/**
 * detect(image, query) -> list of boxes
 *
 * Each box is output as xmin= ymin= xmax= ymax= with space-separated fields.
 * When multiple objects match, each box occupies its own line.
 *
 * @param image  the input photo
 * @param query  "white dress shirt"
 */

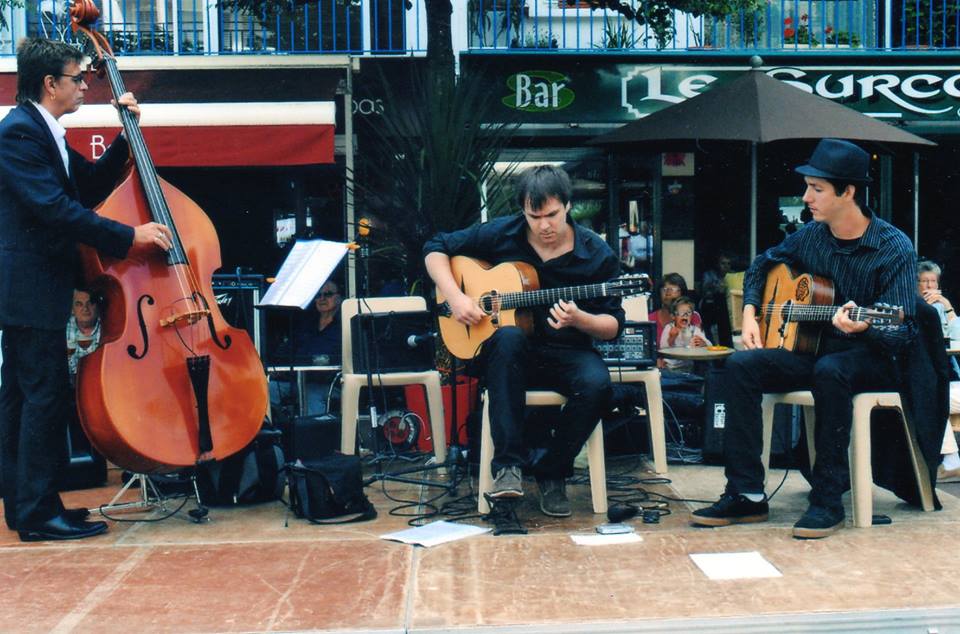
xmin=30 ymin=100 xmax=69 ymax=177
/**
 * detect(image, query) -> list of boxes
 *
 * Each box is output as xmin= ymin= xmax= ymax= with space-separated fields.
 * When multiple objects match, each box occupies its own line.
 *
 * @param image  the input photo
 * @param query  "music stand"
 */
xmin=258 ymin=240 xmax=350 ymax=459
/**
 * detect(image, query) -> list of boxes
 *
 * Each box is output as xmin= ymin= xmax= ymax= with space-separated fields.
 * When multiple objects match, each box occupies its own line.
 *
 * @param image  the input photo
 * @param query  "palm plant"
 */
xmin=350 ymin=65 xmax=522 ymax=291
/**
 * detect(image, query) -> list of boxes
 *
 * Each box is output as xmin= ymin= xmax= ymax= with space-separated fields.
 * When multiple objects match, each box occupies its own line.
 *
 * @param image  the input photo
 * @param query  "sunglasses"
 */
xmin=316 ymin=291 xmax=339 ymax=298
xmin=675 ymin=311 xmax=693 ymax=318
xmin=58 ymin=72 xmax=86 ymax=85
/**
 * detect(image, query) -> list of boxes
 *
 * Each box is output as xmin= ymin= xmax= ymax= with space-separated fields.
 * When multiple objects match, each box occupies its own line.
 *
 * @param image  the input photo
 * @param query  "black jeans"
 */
xmin=0 ymin=326 xmax=70 ymax=528
xmin=721 ymin=337 xmax=897 ymax=511
xmin=480 ymin=327 xmax=612 ymax=480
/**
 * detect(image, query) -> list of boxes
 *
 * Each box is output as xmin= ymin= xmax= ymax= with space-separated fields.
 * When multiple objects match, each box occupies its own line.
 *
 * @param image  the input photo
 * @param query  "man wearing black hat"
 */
xmin=691 ymin=139 xmax=918 ymax=539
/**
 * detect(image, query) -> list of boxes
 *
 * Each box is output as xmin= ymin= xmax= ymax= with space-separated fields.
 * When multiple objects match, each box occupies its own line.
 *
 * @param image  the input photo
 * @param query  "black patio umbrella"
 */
xmin=589 ymin=69 xmax=935 ymax=258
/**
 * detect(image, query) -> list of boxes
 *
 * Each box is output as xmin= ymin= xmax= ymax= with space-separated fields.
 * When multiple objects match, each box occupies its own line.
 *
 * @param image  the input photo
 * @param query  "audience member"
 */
xmin=66 ymin=288 xmax=101 ymax=383
xmin=649 ymin=272 xmax=702 ymax=341
xmin=698 ymin=252 xmax=734 ymax=346
xmin=659 ymin=296 xmax=711 ymax=373
xmin=270 ymin=279 xmax=343 ymax=417
xmin=917 ymin=260 xmax=960 ymax=482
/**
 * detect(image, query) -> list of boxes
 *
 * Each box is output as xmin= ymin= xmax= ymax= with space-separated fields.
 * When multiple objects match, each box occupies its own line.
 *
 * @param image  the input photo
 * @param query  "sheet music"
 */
xmin=258 ymin=239 xmax=349 ymax=309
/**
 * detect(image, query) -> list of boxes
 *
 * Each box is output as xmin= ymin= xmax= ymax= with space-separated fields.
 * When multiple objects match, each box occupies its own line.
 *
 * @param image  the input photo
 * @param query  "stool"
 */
xmin=477 ymin=390 xmax=607 ymax=515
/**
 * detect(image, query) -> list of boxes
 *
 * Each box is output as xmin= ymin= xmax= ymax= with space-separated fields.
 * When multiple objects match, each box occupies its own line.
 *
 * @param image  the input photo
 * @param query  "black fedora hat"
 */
xmin=795 ymin=139 xmax=872 ymax=183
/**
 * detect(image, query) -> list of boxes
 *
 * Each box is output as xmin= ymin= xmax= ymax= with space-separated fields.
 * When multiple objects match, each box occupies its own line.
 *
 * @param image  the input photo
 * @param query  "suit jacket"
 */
xmin=0 ymin=102 xmax=134 ymax=330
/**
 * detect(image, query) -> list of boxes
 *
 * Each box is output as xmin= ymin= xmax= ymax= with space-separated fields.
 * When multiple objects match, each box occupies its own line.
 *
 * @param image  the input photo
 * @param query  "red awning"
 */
xmin=56 ymin=101 xmax=335 ymax=167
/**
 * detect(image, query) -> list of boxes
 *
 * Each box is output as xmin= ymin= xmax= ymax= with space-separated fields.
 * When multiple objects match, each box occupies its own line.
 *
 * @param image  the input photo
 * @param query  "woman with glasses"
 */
xmin=916 ymin=260 xmax=960 ymax=483
xmin=270 ymin=280 xmax=343 ymax=417
xmin=648 ymin=272 xmax=702 ymax=341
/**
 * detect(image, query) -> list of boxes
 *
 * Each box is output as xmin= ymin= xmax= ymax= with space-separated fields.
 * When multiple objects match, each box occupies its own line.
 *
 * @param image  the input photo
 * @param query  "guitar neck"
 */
xmin=762 ymin=304 xmax=874 ymax=323
xmin=496 ymin=282 xmax=613 ymax=310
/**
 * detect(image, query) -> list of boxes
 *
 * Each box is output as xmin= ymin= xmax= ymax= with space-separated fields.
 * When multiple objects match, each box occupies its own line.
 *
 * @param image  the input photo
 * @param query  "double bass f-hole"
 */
xmin=127 ymin=294 xmax=155 ymax=360
xmin=195 ymin=292 xmax=232 ymax=350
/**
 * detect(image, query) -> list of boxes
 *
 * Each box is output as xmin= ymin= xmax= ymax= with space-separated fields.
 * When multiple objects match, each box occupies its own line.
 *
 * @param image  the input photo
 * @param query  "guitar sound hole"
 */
xmin=480 ymin=292 xmax=498 ymax=315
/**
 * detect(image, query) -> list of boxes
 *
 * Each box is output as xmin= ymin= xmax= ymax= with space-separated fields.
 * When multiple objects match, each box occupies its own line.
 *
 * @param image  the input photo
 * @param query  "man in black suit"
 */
xmin=0 ymin=37 xmax=172 ymax=541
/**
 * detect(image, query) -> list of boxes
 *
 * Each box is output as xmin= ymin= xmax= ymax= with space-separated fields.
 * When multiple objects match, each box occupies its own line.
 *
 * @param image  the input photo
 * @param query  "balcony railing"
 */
xmin=2 ymin=0 xmax=959 ymax=56
xmin=469 ymin=0 xmax=960 ymax=51
xmin=0 ymin=0 xmax=427 ymax=55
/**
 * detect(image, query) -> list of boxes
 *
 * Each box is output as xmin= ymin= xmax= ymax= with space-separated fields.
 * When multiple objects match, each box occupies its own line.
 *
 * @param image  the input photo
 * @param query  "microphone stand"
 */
xmin=351 ymin=235 xmax=457 ymax=493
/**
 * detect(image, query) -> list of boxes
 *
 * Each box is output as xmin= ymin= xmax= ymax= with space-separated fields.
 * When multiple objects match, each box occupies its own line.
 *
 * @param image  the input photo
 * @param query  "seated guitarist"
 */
xmin=691 ymin=139 xmax=918 ymax=539
xmin=423 ymin=165 xmax=624 ymax=517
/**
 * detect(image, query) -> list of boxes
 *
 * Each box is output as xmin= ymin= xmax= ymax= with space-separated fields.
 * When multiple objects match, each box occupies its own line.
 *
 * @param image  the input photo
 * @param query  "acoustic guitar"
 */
xmin=436 ymin=256 xmax=649 ymax=360
xmin=758 ymin=263 xmax=903 ymax=354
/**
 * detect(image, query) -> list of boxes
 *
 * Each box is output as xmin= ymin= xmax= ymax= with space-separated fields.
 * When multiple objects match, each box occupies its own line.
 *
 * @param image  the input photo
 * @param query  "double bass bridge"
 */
xmin=159 ymin=309 xmax=210 ymax=328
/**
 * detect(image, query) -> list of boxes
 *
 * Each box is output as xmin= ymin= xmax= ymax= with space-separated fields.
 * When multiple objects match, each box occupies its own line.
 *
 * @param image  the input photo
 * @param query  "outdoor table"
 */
xmin=658 ymin=346 xmax=735 ymax=362
xmin=266 ymin=365 xmax=342 ymax=417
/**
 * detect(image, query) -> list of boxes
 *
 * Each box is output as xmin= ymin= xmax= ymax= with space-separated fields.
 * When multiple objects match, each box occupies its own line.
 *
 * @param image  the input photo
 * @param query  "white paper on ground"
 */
xmin=570 ymin=533 xmax=643 ymax=546
xmin=690 ymin=551 xmax=782 ymax=580
xmin=381 ymin=521 xmax=490 ymax=547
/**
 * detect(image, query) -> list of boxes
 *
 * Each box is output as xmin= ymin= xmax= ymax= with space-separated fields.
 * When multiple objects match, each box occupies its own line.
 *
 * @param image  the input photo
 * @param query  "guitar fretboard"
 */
xmin=488 ymin=282 xmax=611 ymax=311
xmin=760 ymin=304 xmax=891 ymax=324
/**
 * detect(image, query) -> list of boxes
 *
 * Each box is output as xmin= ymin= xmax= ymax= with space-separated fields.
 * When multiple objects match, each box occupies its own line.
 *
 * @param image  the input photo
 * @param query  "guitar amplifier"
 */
xmin=212 ymin=274 xmax=264 ymax=354
xmin=351 ymin=311 xmax=436 ymax=373
xmin=593 ymin=320 xmax=657 ymax=368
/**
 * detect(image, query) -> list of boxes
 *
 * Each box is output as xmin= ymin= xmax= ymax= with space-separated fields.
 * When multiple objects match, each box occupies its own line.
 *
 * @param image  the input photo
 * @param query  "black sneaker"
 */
xmin=490 ymin=466 xmax=523 ymax=499
xmin=691 ymin=493 xmax=769 ymax=527
xmin=538 ymin=479 xmax=571 ymax=517
xmin=792 ymin=505 xmax=844 ymax=539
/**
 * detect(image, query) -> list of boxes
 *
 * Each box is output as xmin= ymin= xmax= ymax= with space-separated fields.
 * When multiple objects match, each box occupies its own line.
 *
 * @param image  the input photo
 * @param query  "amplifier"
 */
xmin=212 ymin=274 xmax=264 ymax=354
xmin=593 ymin=320 xmax=657 ymax=368
xmin=351 ymin=311 xmax=436 ymax=374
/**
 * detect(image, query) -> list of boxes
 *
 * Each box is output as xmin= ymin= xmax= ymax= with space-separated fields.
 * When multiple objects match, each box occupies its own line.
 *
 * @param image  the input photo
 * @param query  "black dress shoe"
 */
xmin=64 ymin=507 xmax=91 ymax=522
xmin=18 ymin=514 xmax=108 ymax=542
xmin=6 ymin=508 xmax=90 ymax=531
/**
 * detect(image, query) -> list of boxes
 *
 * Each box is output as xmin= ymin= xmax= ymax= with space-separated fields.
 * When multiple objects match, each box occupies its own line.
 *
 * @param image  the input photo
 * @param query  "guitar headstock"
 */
xmin=608 ymin=274 xmax=651 ymax=297
xmin=862 ymin=303 xmax=904 ymax=326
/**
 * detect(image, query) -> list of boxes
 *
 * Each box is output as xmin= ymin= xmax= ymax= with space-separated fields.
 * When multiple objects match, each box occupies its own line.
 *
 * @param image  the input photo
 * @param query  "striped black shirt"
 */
xmin=742 ymin=209 xmax=917 ymax=355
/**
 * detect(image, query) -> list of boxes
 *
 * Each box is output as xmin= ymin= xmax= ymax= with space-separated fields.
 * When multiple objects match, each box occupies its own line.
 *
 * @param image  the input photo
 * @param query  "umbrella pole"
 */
xmin=913 ymin=152 xmax=920 ymax=252
xmin=750 ymin=141 xmax=758 ymax=261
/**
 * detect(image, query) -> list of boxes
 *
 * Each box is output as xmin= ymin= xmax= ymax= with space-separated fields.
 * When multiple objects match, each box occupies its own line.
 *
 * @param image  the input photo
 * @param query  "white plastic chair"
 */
xmin=761 ymin=390 xmax=935 ymax=527
xmin=477 ymin=390 xmax=607 ymax=515
xmin=339 ymin=297 xmax=446 ymax=465
xmin=610 ymin=296 xmax=668 ymax=474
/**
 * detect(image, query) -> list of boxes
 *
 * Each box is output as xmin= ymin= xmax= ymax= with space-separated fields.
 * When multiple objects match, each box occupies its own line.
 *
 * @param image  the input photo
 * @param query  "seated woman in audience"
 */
xmin=270 ymin=279 xmax=343 ymax=417
xmin=649 ymin=272 xmax=702 ymax=341
xmin=917 ymin=260 xmax=960 ymax=482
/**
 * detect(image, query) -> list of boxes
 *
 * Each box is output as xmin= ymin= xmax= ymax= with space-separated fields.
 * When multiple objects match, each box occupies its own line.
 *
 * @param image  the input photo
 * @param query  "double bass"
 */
xmin=70 ymin=0 xmax=268 ymax=473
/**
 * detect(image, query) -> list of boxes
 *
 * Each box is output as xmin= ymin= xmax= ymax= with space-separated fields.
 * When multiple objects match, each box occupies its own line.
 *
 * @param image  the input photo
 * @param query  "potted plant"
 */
xmin=782 ymin=13 xmax=817 ymax=46
xmin=823 ymin=26 xmax=860 ymax=47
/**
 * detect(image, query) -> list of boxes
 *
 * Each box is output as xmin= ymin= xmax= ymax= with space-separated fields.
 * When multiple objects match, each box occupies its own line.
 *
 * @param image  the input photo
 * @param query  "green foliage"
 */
xmin=598 ymin=19 xmax=645 ymax=49
xmin=351 ymin=66 xmax=522 ymax=286
xmin=0 ymin=0 xmax=24 ymax=31
xmin=902 ymin=0 xmax=958 ymax=47
xmin=569 ymin=0 xmax=766 ymax=50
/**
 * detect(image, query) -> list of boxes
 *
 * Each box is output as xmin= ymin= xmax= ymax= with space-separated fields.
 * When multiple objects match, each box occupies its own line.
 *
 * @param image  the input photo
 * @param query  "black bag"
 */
xmin=197 ymin=426 xmax=286 ymax=506
xmin=287 ymin=453 xmax=376 ymax=524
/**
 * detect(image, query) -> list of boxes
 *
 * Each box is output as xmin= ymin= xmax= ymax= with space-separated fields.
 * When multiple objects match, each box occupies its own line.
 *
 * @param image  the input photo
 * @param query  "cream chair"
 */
xmin=339 ymin=296 xmax=447 ymax=464
xmin=477 ymin=390 xmax=606 ymax=515
xmin=760 ymin=390 xmax=935 ymax=527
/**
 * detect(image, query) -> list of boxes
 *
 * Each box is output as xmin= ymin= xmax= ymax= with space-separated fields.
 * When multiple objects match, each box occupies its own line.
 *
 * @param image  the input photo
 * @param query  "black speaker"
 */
xmin=212 ymin=274 xmax=264 ymax=354
xmin=350 ymin=311 xmax=435 ymax=373
xmin=58 ymin=401 xmax=106 ymax=491
xmin=281 ymin=414 xmax=341 ymax=462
